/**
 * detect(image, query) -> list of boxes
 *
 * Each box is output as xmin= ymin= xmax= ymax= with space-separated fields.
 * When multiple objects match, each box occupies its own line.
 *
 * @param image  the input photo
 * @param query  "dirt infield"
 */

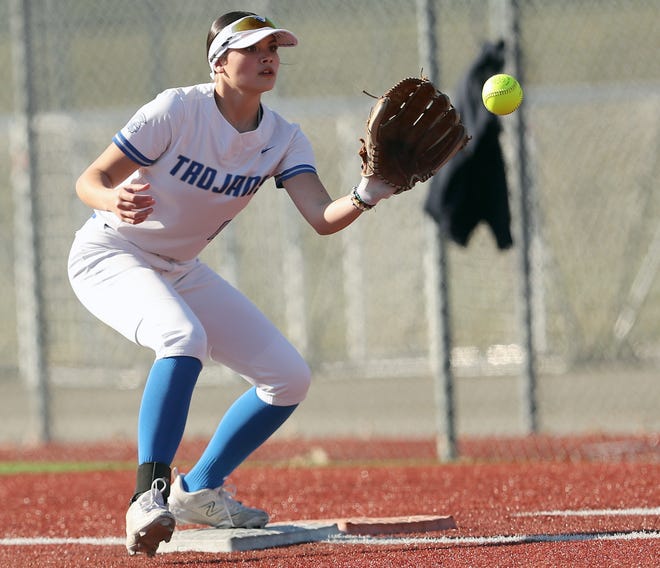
xmin=1 ymin=436 xmax=659 ymax=567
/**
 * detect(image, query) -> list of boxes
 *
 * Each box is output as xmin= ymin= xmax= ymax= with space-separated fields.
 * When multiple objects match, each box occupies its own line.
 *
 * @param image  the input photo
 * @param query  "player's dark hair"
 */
xmin=206 ymin=11 xmax=258 ymax=55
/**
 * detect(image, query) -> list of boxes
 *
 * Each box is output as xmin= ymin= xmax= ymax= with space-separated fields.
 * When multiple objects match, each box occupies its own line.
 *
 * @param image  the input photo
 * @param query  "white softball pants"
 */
xmin=67 ymin=217 xmax=311 ymax=406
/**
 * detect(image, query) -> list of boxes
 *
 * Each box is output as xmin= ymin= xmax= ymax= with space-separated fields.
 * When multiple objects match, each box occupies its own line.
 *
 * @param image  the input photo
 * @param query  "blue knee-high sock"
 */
xmin=182 ymin=387 xmax=297 ymax=491
xmin=138 ymin=356 xmax=202 ymax=464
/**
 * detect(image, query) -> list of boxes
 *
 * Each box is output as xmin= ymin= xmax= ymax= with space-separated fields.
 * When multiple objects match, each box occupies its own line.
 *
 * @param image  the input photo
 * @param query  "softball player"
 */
xmin=68 ymin=11 xmax=395 ymax=557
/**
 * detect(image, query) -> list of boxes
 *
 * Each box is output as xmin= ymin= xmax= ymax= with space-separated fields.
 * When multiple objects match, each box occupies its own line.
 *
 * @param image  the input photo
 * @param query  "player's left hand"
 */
xmin=353 ymin=175 xmax=395 ymax=207
xmin=359 ymin=76 xmax=469 ymax=193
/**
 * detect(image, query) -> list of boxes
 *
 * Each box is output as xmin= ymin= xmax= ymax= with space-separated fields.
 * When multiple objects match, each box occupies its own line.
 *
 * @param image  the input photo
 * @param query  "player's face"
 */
xmin=223 ymin=37 xmax=280 ymax=94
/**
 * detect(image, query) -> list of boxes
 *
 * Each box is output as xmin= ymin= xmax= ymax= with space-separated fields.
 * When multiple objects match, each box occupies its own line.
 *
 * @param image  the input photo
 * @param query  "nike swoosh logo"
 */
xmin=261 ymin=146 xmax=275 ymax=154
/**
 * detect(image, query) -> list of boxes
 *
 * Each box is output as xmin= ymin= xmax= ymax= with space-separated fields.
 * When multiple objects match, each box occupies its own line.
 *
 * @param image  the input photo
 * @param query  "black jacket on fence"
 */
xmin=424 ymin=39 xmax=514 ymax=250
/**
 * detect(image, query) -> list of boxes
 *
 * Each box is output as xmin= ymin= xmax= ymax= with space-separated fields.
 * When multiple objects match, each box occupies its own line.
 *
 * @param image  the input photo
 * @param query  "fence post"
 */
xmin=337 ymin=117 xmax=368 ymax=365
xmin=280 ymin=198 xmax=309 ymax=358
xmin=9 ymin=0 xmax=51 ymax=443
xmin=416 ymin=0 xmax=457 ymax=461
xmin=506 ymin=0 xmax=538 ymax=433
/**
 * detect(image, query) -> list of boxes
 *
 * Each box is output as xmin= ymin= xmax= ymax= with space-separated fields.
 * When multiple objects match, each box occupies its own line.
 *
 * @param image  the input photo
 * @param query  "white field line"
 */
xmin=514 ymin=506 xmax=660 ymax=517
xmin=2 ymin=508 xmax=659 ymax=548
xmin=2 ymin=531 xmax=660 ymax=549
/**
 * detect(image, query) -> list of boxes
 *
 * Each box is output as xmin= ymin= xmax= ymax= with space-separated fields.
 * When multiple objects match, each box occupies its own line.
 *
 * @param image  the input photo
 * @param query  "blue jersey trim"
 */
xmin=275 ymin=164 xmax=317 ymax=188
xmin=112 ymin=132 xmax=155 ymax=167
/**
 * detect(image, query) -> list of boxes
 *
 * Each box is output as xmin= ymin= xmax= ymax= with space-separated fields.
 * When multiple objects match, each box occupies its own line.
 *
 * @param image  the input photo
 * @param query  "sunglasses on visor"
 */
xmin=229 ymin=15 xmax=277 ymax=33
xmin=208 ymin=15 xmax=279 ymax=63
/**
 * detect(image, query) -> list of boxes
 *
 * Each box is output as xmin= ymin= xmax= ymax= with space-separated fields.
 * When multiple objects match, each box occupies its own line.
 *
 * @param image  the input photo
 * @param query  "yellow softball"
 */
xmin=482 ymin=74 xmax=523 ymax=115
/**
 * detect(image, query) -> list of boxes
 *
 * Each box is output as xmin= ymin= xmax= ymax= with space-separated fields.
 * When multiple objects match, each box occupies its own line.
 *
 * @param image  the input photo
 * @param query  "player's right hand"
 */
xmin=112 ymin=183 xmax=155 ymax=225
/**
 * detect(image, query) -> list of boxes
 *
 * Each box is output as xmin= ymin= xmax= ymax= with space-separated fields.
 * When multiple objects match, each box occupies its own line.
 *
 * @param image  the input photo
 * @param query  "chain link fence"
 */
xmin=1 ymin=0 xmax=659 ymax=453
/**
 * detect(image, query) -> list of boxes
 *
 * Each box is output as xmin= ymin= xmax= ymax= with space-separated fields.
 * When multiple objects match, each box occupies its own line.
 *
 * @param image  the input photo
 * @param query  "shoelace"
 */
xmin=216 ymin=483 xmax=240 ymax=528
xmin=142 ymin=478 xmax=168 ymax=511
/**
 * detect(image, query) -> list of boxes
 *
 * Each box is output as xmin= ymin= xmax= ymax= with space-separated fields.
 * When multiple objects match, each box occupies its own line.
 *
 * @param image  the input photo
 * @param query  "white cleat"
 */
xmin=125 ymin=478 xmax=175 ymax=557
xmin=169 ymin=469 xmax=269 ymax=529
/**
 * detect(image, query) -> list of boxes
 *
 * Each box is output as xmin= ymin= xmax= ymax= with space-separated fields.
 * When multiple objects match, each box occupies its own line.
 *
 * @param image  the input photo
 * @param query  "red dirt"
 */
xmin=1 ymin=436 xmax=659 ymax=567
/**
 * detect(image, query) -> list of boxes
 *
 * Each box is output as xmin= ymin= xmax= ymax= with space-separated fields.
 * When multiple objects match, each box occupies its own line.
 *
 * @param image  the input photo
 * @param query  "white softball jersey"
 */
xmin=70 ymin=83 xmax=315 ymax=401
xmin=95 ymin=82 xmax=317 ymax=261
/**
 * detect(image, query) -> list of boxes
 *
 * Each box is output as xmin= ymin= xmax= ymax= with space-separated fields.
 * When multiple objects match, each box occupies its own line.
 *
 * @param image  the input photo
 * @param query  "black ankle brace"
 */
xmin=131 ymin=462 xmax=171 ymax=504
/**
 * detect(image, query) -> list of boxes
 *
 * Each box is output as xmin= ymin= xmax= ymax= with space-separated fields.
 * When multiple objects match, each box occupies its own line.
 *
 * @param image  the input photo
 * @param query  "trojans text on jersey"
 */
xmin=170 ymin=154 xmax=267 ymax=197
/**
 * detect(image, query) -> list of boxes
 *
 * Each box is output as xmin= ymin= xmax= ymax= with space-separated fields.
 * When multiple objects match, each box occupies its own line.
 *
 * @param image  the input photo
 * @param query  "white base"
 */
xmin=158 ymin=521 xmax=342 ymax=553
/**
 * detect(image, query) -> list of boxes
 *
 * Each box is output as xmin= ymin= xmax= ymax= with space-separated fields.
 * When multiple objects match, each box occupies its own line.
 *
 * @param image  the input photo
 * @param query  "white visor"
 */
xmin=208 ymin=15 xmax=298 ymax=75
